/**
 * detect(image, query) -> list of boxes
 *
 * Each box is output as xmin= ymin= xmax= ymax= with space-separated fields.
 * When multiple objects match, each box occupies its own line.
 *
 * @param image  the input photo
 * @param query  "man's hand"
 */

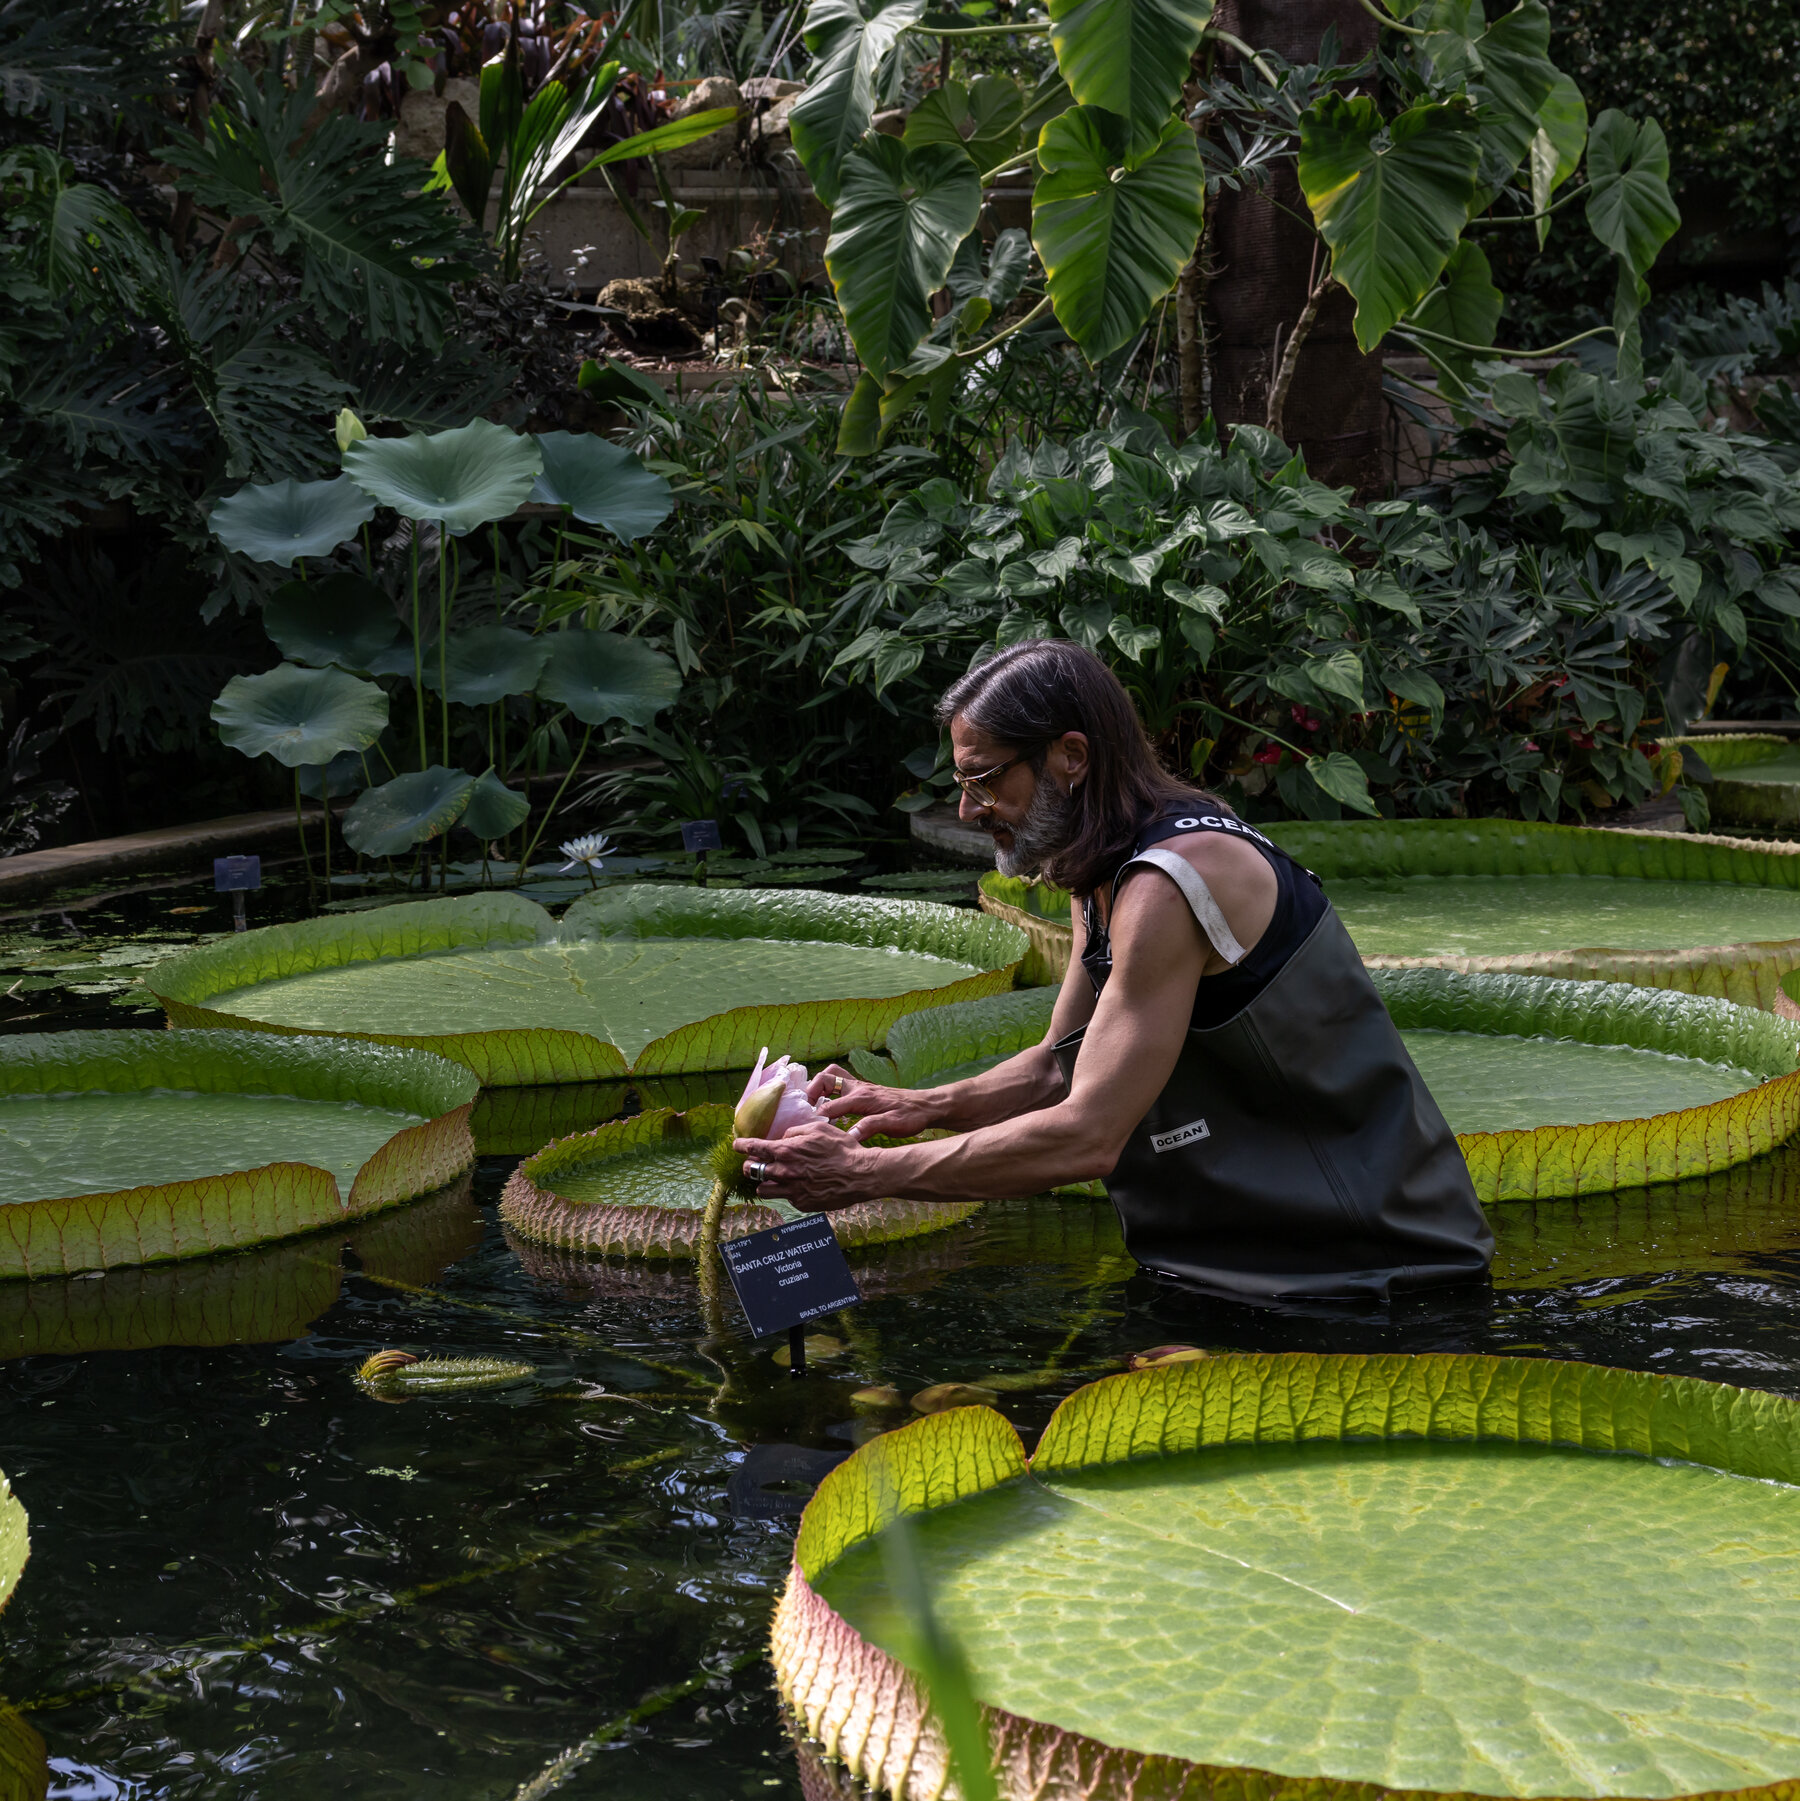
xmin=732 ymin=1119 xmax=881 ymax=1213
xmin=806 ymin=1063 xmax=941 ymax=1140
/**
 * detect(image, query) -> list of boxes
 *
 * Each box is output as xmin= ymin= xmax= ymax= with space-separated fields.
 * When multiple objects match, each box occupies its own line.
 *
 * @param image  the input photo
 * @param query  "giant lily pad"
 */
xmin=778 ymin=1353 xmax=1800 ymax=1801
xmin=536 ymin=628 xmax=681 ymax=727
xmin=0 ymin=1462 xmax=23 ymax=1615
xmin=147 ymin=889 xmax=1027 ymax=1085
xmin=500 ymin=1106 xmax=979 ymax=1259
xmin=341 ymin=419 xmax=543 ymax=536
xmin=0 ymin=1031 xmax=477 ymax=1279
xmin=984 ymin=820 xmax=1800 ymax=1009
xmin=1666 ymin=733 xmax=1800 ymax=832
xmin=340 ymin=766 xmax=475 ymax=857
xmin=0 ymin=1177 xmax=480 ymax=1359
xmin=212 ymin=663 xmax=388 ymax=768
xmin=531 ymin=432 xmax=675 ymax=541
xmin=209 ymin=476 xmax=376 ymax=567
xmin=263 ymin=574 xmax=400 ymax=671
xmin=1375 ymin=968 xmax=1800 ymax=1200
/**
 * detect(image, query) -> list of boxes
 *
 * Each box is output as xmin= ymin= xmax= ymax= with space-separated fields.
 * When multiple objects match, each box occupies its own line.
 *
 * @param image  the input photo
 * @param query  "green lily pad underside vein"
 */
xmin=0 ymin=1092 xmax=425 ymax=1204
xmin=208 ymin=939 xmax=980 ymax=1064
xmin=818 ymin=1433 xmax=1800 ymax=1799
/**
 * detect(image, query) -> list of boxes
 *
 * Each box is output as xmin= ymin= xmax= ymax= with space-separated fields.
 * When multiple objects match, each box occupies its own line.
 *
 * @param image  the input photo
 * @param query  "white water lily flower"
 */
xmin=559 ymin=832 xmax=616 ymax=874
xmin=733 ymin=1046 xmax=824 ymax=1141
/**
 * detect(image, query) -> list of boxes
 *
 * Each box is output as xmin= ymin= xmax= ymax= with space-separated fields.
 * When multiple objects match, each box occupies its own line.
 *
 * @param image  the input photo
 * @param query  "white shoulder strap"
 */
xmin=1118 ymin=847 xmax=1250 ymax=965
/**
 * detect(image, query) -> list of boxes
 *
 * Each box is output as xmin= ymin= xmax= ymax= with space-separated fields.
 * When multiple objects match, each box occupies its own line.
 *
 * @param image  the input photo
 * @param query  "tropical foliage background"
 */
xmin=1 ymin=0 xmax=1796 ymax=861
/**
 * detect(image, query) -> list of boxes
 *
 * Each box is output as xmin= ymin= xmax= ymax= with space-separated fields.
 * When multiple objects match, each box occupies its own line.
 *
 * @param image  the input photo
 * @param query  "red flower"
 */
xmin=1253 ymin=745 xmax=1283 ymax=766
xmin=1569 ymin=731 xmax=1594 ymax=750
xmin=1289 ymin=704 xmax=1321 ymax=732
xmin=1523 ymin=740 xmax=1540 ymax=752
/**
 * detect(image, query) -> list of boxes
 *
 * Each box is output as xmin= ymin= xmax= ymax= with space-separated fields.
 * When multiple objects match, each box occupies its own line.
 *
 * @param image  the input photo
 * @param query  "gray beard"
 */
xmin=994 ymin=771 xmax=1073 ymax=878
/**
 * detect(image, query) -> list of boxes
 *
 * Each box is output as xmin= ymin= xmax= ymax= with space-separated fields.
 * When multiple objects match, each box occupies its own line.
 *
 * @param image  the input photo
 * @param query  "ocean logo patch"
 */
xmin=1150 ymin=1117 xmax=1211 ymax=1153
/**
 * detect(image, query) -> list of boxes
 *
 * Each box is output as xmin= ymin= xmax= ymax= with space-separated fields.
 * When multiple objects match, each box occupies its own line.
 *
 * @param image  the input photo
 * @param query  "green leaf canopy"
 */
xmin=212 ymin=663 xmax=388 ymax=767
xmin=902 ymin=76 xmax=1023 ymax=176
xmin=460 ymin=768 xmax=530 ymax=840
xmin=1408 ymin=239 xmax=1502 ymax=373
xmin=420 ymin=624 xmax=550 ymax=705
xmin=824 ymin=136 xmax=984 ymax=380
xmin=263 ymin=573 xmax=400 ymax=670
xmin=1298 ymin=94 xmax=1480 ymax=351
xmin=782 ymin=1353 xmax=1800 ymax=1801
xmin=536 ymin=629 xmax=682 ymax=727
xmin=342 ymin=418 xmax=543 ymax=535
xmin=789 ymin=0 xmax=926 ymax=206
xmin=1529 ymin=71 xmax=1587 ymax=245
xmin=1033 ymin=109 xmax=1204 ymax=361
xmin=341 ymin=766 xmax=476 ymax=857
xmin=1047 ymin=0 xmax=1213 ymax=156
xmin=530 ymin=432 xmax=675 ymax=540
xmin=209 ymin=476 xmax=377 ymax=567
xmin=1465 ymin=0 xmax=1558 ymax=203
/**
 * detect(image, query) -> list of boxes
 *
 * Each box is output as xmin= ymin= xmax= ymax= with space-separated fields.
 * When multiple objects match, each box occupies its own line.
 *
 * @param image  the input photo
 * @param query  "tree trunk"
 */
xmin=1206 ymin=0 xmax=1384 ymax=492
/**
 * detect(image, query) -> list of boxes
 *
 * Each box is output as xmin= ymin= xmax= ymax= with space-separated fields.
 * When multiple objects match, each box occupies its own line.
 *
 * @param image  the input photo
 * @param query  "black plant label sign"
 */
xmin=720 ymin=1218 xmax=860 ymax=1339
xmin=680 ymin=819 xmax=723 ymax=853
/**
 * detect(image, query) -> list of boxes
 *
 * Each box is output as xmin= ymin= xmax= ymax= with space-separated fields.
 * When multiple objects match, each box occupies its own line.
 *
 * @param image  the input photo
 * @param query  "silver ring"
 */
xmin=745 ymin=1159 xmax=768 ymax=1184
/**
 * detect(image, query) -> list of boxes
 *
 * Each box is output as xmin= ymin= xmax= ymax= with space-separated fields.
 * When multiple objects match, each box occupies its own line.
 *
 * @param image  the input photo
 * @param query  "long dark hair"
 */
xmin=936 ymin=640 xmax=1221 ymax=896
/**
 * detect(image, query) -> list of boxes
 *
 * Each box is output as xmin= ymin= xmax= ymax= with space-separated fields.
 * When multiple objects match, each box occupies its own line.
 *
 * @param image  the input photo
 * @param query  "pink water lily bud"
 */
xmin=735 ymin=1047 xmax=824 ymax=1140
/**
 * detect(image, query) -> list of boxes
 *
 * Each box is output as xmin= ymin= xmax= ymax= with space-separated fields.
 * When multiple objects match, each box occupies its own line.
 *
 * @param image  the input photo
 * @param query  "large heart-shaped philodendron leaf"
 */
xmin=1529 ymin=70 xmax=1587 ymax=246
xmin=1465 ymin=0 xmax=1557 ymax=203
xmin=789 ymin=0 xmax=925 ymax=207
xmin=209 ymin=476 xmax=377 ymax=567
xmin=782 ymin=1354 xmax=1800 ymax=1801
xmin=1046 ymin=0 xmax=1212 ymax=156
xmin=150 ymin=888 xmax=1026 ymax=1083
xmin=1033 ymin=109 xmax=1204 ymax=362
xmin=502 ymin=1104 xmax=979 ymax=1258
xmin=1298 ymin=94 xmax=1480 ymax=352
xmin=1584 ymin=108 xmax=1679 ymax=289
xmin=0 ymin=1029 xmax=476 ymax=1279
xmin=460 ymin=767 xmax=529 ymax=840
xmin=530 ymin=432 xmax=675 ymax=541
xmin=902 ymin=75 xmax=1023 ymax=177
xmin=212 ymin=664 xmax=388 ymax=768
xmin=420 ymin=624 xmax=550 ymax=705
xmin=341 ymin=419 xmax=543 ymax=536
xmin=536 ymin=629 xmax=682 ymax=727
xmin=1408 ymin=239 xmax=1501 ymax=376
xmin=341 ymin=766 xmax=476 ymax=857
xmin=824 ymin=135 xmax=983 ymax=380
xmin=263 ymin=573 xmax=400 ymax=670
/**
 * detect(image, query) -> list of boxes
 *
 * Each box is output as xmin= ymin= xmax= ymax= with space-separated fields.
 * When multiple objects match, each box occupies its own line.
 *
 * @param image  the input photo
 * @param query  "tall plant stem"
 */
xmin=410 ymin=526 xmax=426 ymax=772
xmin=322 ymin=783 xmax=332 ymax=888
xmin=695 ymin=1178 xmax=730 ymax=1336
xmin=439 ymin=533 xmax=451 ymax=767
xmin=515 ymin=720 xmax=593 ymax=869
xmin=1201 ymin=25 xmax=1277 ymax=82
xmin=1267 ymin=264 xmax=1333 ymax=439
xmin=292 ymin=770 xmax=315 ymax=898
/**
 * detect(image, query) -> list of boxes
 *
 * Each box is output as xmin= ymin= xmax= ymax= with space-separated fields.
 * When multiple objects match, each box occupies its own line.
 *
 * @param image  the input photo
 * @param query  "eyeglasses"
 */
xmin=952 ymin=751 xmax=1034 ymax=808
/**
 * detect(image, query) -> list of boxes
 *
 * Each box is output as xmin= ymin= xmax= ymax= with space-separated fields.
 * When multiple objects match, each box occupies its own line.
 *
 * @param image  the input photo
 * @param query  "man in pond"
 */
xmin=733 ymin=639 xmax=1491 ymax=1302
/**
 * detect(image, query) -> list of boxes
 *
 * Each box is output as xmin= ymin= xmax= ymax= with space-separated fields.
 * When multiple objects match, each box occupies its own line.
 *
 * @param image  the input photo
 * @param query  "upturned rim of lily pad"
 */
xmin=146 ymin=888 xmax=1027 ymax=1086
xmin=0 ymin=1030 xmax=478 ymax=1280
xmin=775 ymin=1350 xmax=1800 ymax=1801
xmin=499 ymin=1105 xmax=980 ymax=1260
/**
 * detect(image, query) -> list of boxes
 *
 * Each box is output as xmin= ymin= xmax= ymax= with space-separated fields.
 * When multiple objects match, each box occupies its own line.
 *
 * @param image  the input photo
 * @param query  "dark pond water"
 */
xmin=5 ymin=870 xmax=1800 ymax=1798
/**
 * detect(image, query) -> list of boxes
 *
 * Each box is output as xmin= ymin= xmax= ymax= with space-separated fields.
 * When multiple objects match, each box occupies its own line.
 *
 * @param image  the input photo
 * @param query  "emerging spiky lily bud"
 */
xmin=709 ymin=1046 xmax=825 ymax=1195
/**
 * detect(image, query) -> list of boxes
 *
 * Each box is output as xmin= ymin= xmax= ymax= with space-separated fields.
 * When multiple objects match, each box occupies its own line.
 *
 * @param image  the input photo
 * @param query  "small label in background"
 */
xmin=213 ymin=854 xmax=262 ymax=892
xmin=679 ymin=819 xmax=724 ymax=853
xmin=1151 ymin=1118 xmax=1211 ymax=1153
xmin=719 ymin=1217 xmax=860 ymax=1338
